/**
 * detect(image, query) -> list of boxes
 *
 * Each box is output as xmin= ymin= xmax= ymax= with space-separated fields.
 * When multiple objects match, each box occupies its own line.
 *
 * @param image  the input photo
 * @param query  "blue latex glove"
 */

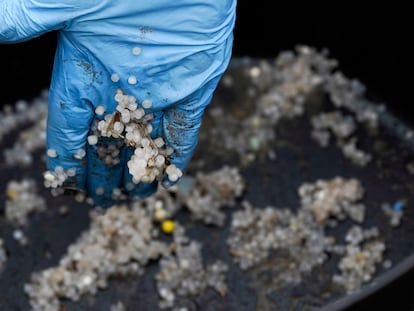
xmin=0 ymin=0 xmax=236 ymax=207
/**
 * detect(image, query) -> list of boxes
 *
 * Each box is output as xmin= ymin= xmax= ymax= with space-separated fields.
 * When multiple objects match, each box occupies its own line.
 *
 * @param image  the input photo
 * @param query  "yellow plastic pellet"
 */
xmin=161 ymin=220 xmax=175 ymax=234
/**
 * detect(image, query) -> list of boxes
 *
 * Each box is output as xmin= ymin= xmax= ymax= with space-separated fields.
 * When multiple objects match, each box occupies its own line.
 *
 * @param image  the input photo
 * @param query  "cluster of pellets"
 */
xmin=96 ymin=89 xmax=182 ymax=184
xmin=3 ymin=113 xmax=47 ymax=166
xmin=205 ymin=45 xmax=381 ymax=167
xmin=43 ymin=166 xmax=76 ymax=190
xmin=41 ymin=88 xmax=182 ymax=194
xmin=0 ymin=46 xmax=406 ymax=310
xmin=139 ymin=186 xmax=182 ymax=224
xmin=247 ymin=45 xmax=327 ymax=122
xmin=137 ymin=166 xmax=245 ymax=227
xmin=0 ymin=90 xmax=48 ymax=145
xmin=298 ymin=177 xmax=366 ymax=224
xmin=205 ymin=46 xmax=327 ymax=162
xmin=23 ymin=166 xmax=240 ymax=311
xmin=311 ymin=111 xmax=372 ymax=166
xmin=5 ymin=179 xmax=46 ymax=227
xmin=155 ymin=223 xmax=228 ymax=309
xmin=340 ymin=138 xmax=373 ymax=167
xmin=311 ymin=111 xmax=357 ymax=147
xmin=204 ymin=104 xmax=277 ymax=164
xmin=24 ymin=204 xmax=168 ymax=311
xmin=227 ymin=177 xmax=384 ymax=293
xmin=140 ymin=166 xmax=243 ymax=308
xmin=227 ymin=200 xmax=333 ymax=274
xmin=323 ymin=70 xmax=381 ymax=129
xmin=333 ymin=226 xmax=385 ymax=293
xmin=0 ymin=91 xmax=48 ymax=166
xmin=176 ymin=166 xmax=245 ymax=226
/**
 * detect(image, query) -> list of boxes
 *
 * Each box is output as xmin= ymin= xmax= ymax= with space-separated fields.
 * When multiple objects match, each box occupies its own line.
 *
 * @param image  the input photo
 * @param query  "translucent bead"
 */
xmin=168 ymin=173 xmax=179 ymax=182
xmin=142 ymin=99 xmax=152 ymax=109
xmin=132 ymin=108 xmax=144 ymax=120
xmin=128 ymin=75 xmax=137 ymax=85
xmin=74 ymin=148 xmax=86 ymax=160
xmin=47 ymin=148 xmax=58 ymax=158
xmin=155 ymin=155 xmax=165 ymax=167
xmin=114 ymin=93 xmax=124 ymax=102
xmin=113 ymin=122 xmax=124 ymax=133
xmin=132 ymin=46 xmax=141 ymax=55
xmin=43 ymin=171 xmax=56 ymax=182
xmin=141 ymin=137 xmax=150 ymax=148
xmin=87 ymin=135 xmax=98 ymax=145
xmin=95 ymin=105 xmax=106 ymax=115
xmin=111 ymin=73 xmax=120 ymax=82
xmin=67 ymin=168 xmax=76 ymax=177
xmin=153 ymin=137 xmax=165 ymax=148
xmin=121 ymin=111 xmax=131 ymax=123
xmin=127 ymin=101 xmax=138 ymax=111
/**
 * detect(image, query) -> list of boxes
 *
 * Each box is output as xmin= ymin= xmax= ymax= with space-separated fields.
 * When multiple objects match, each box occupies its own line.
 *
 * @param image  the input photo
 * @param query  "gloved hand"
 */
xmin=0 ymin=0 xmax=236 ymax=207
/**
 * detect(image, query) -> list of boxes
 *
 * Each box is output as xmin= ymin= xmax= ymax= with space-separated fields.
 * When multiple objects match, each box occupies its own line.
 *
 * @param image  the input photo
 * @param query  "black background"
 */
xmin=1 ymin=3 xmax=414 ymax=310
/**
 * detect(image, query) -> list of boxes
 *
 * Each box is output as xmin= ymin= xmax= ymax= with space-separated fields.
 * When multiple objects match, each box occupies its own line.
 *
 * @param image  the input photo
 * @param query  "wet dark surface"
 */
xmin=1 ymin=59 xmax=414 ymax=310
xmin=1 ymin=4 xmax=414 ymax=311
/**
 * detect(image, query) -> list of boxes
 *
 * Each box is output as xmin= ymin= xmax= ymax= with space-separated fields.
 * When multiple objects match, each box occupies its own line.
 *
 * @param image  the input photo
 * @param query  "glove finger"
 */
xmin=86 ymin=135 xmax=127 ymax=208
xmin=46 ymin=97 xmax=94 ymax=192
xmin=161 ymin=80 xmax=220 ymax=188
xmin=122 ymin=111 xmax=163 ymax=200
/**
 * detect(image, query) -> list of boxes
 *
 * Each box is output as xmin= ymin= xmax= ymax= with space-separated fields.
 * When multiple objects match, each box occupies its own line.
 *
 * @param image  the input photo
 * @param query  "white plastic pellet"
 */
xmin=95 ymin=105 xmax=106 ymax=115
xmin=67 ymin=168 xmax=76 ymax=177
xmin=128 ymin=75 xmax=137 ymax=85
xmin=111 ymin=73 xmax=120 ymax=83
xmin=74 ymin=148 xmax=86 ymax=160
xmin=142 ymin=99 xmax=152 ymax=109
xmin=132 ymin=46 xmax=141 ymax=55
xmin=47 ymin=148 xmax=58 ymax=158
xmin=87 ymin=135 xmax=98 ymax=145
